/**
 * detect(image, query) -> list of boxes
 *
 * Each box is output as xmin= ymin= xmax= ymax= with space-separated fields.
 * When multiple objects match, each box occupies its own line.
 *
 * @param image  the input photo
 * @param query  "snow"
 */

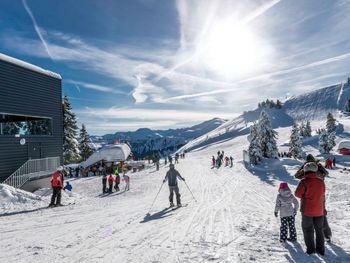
xmin=337 ymin=140 xmax=350 ymax=150
xmin=0 ymin=53 xmax=61 ymax=79
xmin=1 ymin=117 xmax=350 ymax=262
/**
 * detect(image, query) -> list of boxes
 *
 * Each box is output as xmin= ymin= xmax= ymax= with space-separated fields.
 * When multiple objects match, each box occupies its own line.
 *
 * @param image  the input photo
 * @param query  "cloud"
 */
xmin=65 ymin=80 xmax=127 ymax=95
xmin=22 ymin=0 xmax=53 ymax=60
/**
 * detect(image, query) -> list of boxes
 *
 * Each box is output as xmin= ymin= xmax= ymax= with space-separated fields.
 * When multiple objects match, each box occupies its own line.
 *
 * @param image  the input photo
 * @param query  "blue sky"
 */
xmin=1 ymin=0 xmax=350 ymax=135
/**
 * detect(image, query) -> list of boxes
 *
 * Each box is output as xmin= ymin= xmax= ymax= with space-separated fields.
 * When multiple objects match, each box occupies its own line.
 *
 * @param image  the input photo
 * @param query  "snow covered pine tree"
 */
xmin=326 ymin=113 xmax=336 ymax=134
xmin=79 ymin=124 xmax=93 ymax=161
xmin=289 ymin=124 xmax=302 ymax=159
xmin=319 ymin=129 xmax=333 ymax=153
xmin=248 ymin=123 xmax=262 ymax=165
xmin=258 ymin=111 xmax=278 ymax=158
xmin=63 ymin=95 xmax=81 ymax=164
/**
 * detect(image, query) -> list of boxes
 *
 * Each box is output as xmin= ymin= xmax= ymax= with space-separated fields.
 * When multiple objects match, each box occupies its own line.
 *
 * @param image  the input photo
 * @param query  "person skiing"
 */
xmin=114 ymin=174 xmax=120 ymax=192
xmin=175 ymin=153 xmax=179 ymax=164
xmin=212 ymin=156 xmax=216 ymax=167
xmin=102 ymin=174 xmax=107 ymax=194
xmin=332 ymin=157 xmax=336 ymax=167
xmin=168 ymin=155 xmax=173 ymax=164
xmin=224 ymin=156 xmax=230 ymax=166
xmin=295 ymin=162 xmax=326 ymax=255
xmin=163 ymin=164 xmax=185 ymax=207
xmin=274 ymin=182 xmax=299 ymax=242
xmin=230 ymin=156 xmax=233 ymax=167
xmin=123 ymin=173 xmax=130 ymax=191
xmin=49 ymin=166 xmax=64 ymax=207
xmin=108 ymin=174 xmax=114 ymax=193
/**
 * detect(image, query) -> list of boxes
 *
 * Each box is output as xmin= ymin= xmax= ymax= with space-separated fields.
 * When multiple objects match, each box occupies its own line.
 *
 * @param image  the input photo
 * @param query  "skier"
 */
xmin=224 ymin=156 xmax=230 ymax=166
xmin=295 ymin=162 xmax=326 ymax=256
xmin=212 ymin=156 xmax=216 ymax=167
xmin=163 ymin=164 xmax=185 ymax=207
xmin=49 ymin=166 xmax=64 ymax=207
xmin=230 ymin=156 xmax=233 ymax=167
xmin=114 ymin=174 xmax=120 ymax=191
xmin=175 ymin=153 xmax=179 ymax=164
xmin=108 ymin=174 xmax=114 ymax=193
xmin=274 ymin=182 xmax=299 ymax=242
xmin=332 ymin=157 xmax=336 ymax=167
xmin=102 ymin=174 xmax=107 ymax=194
xmin=123 ymin=173 xmax=130 ymax=191
xmin=164 ymin=156 xmax=168 ymax=165
xmin=168 ymin=155 xmax=173 ymax=164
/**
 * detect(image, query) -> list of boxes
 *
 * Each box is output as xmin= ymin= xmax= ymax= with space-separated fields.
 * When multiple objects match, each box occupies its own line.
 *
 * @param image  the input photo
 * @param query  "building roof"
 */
xmin=0 ymin=53 xmax=61 ymax=80
xmin=337 ymin=140 xmax=350 ymax=150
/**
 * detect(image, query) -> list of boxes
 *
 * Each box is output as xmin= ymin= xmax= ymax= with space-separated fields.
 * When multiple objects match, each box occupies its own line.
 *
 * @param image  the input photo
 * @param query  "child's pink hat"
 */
xmin=278 ymin=182 xmax=288 ymax=191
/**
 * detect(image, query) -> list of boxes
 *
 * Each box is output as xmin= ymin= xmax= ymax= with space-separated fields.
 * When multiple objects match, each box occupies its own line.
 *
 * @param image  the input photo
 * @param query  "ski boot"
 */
xmin=169 ymin=202 xmax=174 ymax=207
xmin=177 ymin=203 xmax=182 ymax=207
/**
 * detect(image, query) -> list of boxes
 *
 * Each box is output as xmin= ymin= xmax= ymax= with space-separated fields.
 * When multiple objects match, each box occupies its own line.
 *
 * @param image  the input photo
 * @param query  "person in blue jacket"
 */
xmin=64 ymin=181 xmax=72 ymax=192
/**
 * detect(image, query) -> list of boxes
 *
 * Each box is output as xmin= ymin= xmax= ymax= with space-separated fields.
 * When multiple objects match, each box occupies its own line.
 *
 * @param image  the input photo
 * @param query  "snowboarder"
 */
xmin=295 ymin=162 xmax=326 ymax=256
xmin=102 ymin=174 xmax=107 ymax=194
xmin=230 ymin=156 xmax=233 ymax=167
xmin=49 ymin=166 xmax=64 ymax=207
xmin=108 ymin=175 xmax=114 ymax=193
xmin=123 ymin=174 xmax=130 ymax=191
xmin=274 ymin=182 xmax=299 ymax=242
xmin=163 ymin=164 xmax=185 ymax=207
xmin=114 ymin=174 xmax=120 ymax=191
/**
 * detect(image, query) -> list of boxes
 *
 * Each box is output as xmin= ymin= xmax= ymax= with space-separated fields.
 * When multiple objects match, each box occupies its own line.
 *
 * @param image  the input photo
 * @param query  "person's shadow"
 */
xmin=284 ymin=242 xmax=350 ymax=262
xmin=140 ymin=207 xmax=180 ymax=223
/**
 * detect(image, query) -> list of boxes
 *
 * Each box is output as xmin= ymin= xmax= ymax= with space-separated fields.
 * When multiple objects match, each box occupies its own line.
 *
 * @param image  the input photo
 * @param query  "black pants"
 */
xmin=302 ymin=215 xmax=325 ymax=254
xmin=108 ymin=183 xmax=113 ymax=193
xmin=50 ymin=187 xmax=62 ymax=205
xmin=280 ymin=216 xmax=297 ymax=241
xmin=169 ymin=186 xmax=181 ymax=205
xmin=114 ymin=183 xmax=120 ymax=191
xmin=102 ymin=182 xmax=107 ymax=193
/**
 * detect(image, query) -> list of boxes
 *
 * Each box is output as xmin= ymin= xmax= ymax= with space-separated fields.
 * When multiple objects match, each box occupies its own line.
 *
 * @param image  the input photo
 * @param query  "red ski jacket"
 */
xmin=115 ymin=175 xmax=120 ymax=183
xmin=51 ymin=171 xmax=63 ymax=188
xmin=108 ymin=175 xmax=114 ymax=183
xmin=295 ymin=172 xmax=325 ymax=217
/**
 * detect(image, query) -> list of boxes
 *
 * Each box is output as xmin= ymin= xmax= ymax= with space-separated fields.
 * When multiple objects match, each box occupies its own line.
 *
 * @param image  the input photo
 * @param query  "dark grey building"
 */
xmin=0 ymin=53 xmax=63 ymax=185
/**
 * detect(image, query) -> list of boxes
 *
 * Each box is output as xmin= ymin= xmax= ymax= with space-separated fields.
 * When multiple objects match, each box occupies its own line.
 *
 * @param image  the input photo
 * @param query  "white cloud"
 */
xmin=65 ymin=80 xmax=127 ymax=95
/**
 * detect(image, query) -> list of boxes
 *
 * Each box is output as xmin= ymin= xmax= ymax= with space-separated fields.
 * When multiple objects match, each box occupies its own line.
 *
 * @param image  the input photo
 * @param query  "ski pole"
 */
xmin=147 ymin=181 xmax=164 ymax=215
xmin=183 ymin=180 xmax=197 ymax=203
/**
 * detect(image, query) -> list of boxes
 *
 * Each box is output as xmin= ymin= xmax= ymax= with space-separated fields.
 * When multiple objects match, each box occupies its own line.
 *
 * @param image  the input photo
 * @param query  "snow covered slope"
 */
xmin=180 ymin=81 xmax=350 ymax=153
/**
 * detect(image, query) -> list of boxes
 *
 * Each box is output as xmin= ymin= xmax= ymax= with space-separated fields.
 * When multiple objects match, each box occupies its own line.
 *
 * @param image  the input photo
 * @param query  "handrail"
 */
xmin=3 ymin=157 xmax=61 ymax=189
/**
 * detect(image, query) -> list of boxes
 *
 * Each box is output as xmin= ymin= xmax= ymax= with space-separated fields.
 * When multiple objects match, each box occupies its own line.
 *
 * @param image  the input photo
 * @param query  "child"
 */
xmin=108 ymin=174 xmax=114 ymax=193
xmin=123 ymin=174 xmax=130 ymax=191
xmin=274 ymin=182 xmax=299 ymax=242
xmin=114 ymin=174 xmax=120 ymax=192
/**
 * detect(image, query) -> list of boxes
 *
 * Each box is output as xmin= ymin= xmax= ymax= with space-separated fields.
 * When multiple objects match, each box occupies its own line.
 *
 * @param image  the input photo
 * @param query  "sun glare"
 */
xmin=200 ymin=20 xmax=268 ymax=78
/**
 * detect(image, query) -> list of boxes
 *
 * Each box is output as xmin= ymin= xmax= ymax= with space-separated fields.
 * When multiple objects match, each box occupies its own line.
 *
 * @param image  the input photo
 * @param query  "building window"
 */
xmin=0 ymin=113 xmax=52 ymax=136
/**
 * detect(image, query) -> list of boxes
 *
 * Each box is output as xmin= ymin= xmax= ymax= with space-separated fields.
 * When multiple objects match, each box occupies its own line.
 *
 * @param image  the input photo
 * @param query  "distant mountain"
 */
xmin=90 ymin=118 xmax=226 ymax=157
xmin=179 ymin=80 xmax=350 ymax=153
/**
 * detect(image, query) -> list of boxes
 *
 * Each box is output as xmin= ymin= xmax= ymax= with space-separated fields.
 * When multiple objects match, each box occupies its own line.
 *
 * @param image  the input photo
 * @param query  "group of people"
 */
xmin=274 ymin=154 xmax=331 ymax=256
xmin=278 ymin=152 xmax=292 ymax=158
xmin=325 ymin=157 xmax=336 ymax=169
xmin=211 ymin=151 xmax=233 ymax=168
xmin=102 ymin=171 xmax=130 ymax=194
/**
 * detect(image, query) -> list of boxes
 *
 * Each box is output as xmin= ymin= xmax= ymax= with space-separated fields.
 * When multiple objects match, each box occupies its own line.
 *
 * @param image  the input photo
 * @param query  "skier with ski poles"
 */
xmin=163 ymin=164 xmax=185 ymax=207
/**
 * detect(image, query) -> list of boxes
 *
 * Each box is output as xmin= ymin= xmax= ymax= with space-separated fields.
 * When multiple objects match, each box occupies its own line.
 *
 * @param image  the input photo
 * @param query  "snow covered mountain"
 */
xmin=180 ymin=80 xmax=350 ymax=153
xmin=91 ymin=118 xmax=226 ymax=157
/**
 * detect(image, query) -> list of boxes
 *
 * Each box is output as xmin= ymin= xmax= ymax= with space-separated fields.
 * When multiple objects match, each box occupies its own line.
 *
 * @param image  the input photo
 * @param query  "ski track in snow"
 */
xmin=1 ymin=125 xmax=350 ymax=262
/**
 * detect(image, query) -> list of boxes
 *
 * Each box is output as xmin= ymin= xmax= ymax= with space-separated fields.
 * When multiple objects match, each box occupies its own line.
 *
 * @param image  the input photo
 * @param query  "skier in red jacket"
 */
xmin=108 ymin=175 xmax=114 ymax=193
xmin=49 ymin=166 xmax=64 ymax=207
xmin=295 ymin=162 xmax=326 ymax=256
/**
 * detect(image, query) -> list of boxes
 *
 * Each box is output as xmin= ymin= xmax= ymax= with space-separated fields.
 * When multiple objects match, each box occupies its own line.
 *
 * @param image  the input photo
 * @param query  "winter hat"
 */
xmin=57 ymin=166 xmax=64 ymax=171
xmin=306 ymin=154 xmax=316 ymax=162
xmin=303 ymin=162 xmax=318 ymax=173
xmin=278 ymin=182 xmax=288 ymax=191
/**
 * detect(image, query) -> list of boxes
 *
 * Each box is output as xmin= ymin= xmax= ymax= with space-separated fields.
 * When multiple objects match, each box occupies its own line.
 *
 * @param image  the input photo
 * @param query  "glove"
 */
xmin=274 ymin=212 xmax=278 ymax=218
xmin=163 ymin=179 xmax=166 ymax=183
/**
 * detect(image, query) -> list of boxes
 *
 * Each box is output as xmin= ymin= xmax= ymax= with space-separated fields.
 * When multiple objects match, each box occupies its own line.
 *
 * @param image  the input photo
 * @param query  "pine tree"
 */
xmin=299 ymin=122 xmax=305 ymax=137
xmin=63 ymin=95 xmax=81 ymax=164
xmin=289 ymin=124 xmax=302 ymax=159
xmin=319 ymin=129 xmax=330 ymax=153
xmin=327 ymin=131 xmax=336 ymax=152
xmin=258 ymin=111 xmax=278 ymax=158
xmin=79 ymin=124 xmax=93 ymax=161
xmin=248 ymin=123 xmax=262 ymax=164
xmin=276 ymin=99 xmax=282 ymax=109
xmin=326 ymin=113 xmax=336 ymax=134
xmin=304 ymin=121 xmax=312 ymax=137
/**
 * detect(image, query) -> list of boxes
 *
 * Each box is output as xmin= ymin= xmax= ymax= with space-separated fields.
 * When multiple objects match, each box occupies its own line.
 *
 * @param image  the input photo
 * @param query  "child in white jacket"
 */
xmin=275 ymin=182 xmax=299 ymax=242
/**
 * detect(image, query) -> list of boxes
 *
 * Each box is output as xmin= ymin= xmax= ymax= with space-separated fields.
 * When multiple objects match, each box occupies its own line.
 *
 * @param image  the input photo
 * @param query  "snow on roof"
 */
xmin=337 ymin=140 xmax=350 ymax=150
xmin=0 ymin=53 xmax=61 ymax=79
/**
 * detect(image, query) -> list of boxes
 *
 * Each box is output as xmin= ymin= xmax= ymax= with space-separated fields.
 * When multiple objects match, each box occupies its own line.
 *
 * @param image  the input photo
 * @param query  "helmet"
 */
xmin=57 ymin=166 xmax=64 ymax=172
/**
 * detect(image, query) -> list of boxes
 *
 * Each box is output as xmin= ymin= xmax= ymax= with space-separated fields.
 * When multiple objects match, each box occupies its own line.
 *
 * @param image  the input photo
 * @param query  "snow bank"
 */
xmin=0 ymin=184 xmax=41 ymax=203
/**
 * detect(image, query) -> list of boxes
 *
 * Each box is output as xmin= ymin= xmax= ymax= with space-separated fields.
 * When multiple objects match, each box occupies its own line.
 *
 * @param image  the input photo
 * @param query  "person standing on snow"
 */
xmin=295 ymin=162 xmax=326 ymax=256
xmin=49 ymin=166 xmax=64 ymax=207
xmin=102 ymin=174 xmax=107 ymax=194
xmin=123 ymin=173 xmax=130 ymax=191
xmin=230 ymin=156 xmax=233 ymax=167
xmin=212 ymin=156 xmax=216 ymax=167
xmin=274 ymin=182 xmax=299 ymax=242
xmin=163 ymin=164 xmax=185 ymax=207
xmin=108 ymin=174 xmax=114 ymax=193
xmin=114 ymin=173 xmax=121 ymax=192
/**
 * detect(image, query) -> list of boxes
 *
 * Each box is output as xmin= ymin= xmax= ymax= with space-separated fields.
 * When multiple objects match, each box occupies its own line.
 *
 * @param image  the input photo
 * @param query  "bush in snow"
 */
xmin=258 ymin=111 xmax=278 ymax=158
xmin=289 ymin=124 xmax=302 ymax=159
xmin=326 ymin=112 xmax=336 ymax=134
xmin=63 ymin=95 xmax=81 ymax=164
xmin=79 ymin=124 xmax=93 ymax=161
xmin=248 ymin=123 xmax=262 ymax=164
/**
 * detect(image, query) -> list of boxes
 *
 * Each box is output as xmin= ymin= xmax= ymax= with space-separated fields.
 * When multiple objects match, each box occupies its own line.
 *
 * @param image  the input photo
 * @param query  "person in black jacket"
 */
xmin=163 ymin=164 xmax=185 ymax=207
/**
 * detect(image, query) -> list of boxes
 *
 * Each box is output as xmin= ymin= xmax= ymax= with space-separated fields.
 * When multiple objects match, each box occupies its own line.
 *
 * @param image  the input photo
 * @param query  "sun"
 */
xmin=200 ymin=20 xmax=267 ymax=78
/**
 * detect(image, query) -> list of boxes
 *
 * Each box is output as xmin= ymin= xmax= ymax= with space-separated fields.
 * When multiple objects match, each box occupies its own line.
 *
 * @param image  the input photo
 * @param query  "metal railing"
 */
xmin=3 ymin=157 xmax=61 ymax=189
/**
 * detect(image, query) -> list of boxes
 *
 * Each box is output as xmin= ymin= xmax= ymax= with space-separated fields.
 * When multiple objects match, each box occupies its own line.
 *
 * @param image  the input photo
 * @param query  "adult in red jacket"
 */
xmin=49 ymin=166 xmax=64 ymax=207
xmin=108 ymin=175 xmax=114 ymax=193
xmin=295 ymin=162 xmax=326 ymax=256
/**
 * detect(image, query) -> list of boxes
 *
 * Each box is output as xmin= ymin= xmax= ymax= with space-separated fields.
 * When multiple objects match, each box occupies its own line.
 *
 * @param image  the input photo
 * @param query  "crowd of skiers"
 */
xmin=211 ymin=151 xmax=233 ymax=168
xmin=274 ymin=154 xmax=331 ymax=256
xmin=102 ymin=170 xmax=130 ymax=194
